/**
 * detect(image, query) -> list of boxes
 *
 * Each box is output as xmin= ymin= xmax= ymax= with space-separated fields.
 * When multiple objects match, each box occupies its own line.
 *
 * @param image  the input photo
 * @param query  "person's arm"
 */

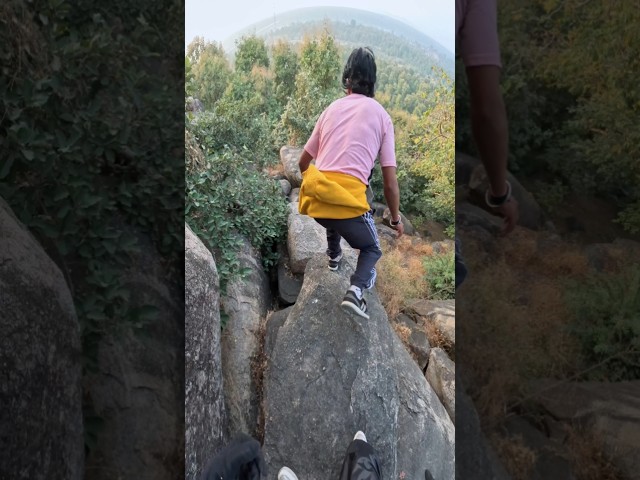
xmin=381 ymin=166 xmax=404 ymax=237
xmin=466 ymin=65 xmax=518 ymax=234
xmin=466 ymin=65 xmax=508 ymax=196
xmin=299 ymin=149 xmax=313 ymax=173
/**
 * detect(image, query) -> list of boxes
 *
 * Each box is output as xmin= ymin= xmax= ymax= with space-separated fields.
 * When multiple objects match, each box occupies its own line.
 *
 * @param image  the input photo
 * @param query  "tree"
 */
xmin=410 ymin=68 xmax=454 ymax=233
xmin=280 ymin=29 xmax=341 ymax=145
xmin=272 ymin=40 xmax=298 ymax=106
xmin=235 ymin=35 xmax=269 ymax=74
xmin=191 ymin=47 xmax=232 ymax=109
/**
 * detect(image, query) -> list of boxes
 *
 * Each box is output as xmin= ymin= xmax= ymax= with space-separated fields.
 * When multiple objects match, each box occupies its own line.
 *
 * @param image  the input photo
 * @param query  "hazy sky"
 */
xmin=185 ymin=0 xmax=454 ymax=52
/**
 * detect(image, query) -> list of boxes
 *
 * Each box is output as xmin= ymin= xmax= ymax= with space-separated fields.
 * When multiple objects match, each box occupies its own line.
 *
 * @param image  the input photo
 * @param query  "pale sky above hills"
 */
xmin=185 ymin=0 xmax=454 ymax=53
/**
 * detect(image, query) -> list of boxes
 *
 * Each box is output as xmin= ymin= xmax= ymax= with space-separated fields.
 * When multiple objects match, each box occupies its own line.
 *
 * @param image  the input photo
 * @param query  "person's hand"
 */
xmin=201 ymin=433 xmax=266 ymax=480
xmin=392 ymin=221 xmax=404 ymax=238
xmin=494 ymin=196 xmax=519 ymax=235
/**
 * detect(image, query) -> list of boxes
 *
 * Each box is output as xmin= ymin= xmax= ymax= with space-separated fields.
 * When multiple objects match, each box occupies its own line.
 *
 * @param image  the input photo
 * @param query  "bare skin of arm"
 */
xmin=382 ymin=166 xmax=404 ymax=237
xmin=299 ymin=149 xmax=313 ymax=173
xmin=466 ymin=65 xmax=519 ymax=235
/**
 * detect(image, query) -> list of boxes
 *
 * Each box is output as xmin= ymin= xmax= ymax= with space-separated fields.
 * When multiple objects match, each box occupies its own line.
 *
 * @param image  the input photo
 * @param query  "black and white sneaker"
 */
xmin=341 ymin=289 xmax=369 ymax=319
xmin=328 ymin=253 xmax=343 ymax=271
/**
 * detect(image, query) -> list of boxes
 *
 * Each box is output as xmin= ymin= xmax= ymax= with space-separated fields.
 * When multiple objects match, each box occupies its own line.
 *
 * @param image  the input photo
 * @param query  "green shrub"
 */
xmin=185 ymin=146 xmax=289 ymax=291
xmin=565 ymin=265 xmax=640 ymax=381
xmin=423 ymin=252 xmax=455 ymax=300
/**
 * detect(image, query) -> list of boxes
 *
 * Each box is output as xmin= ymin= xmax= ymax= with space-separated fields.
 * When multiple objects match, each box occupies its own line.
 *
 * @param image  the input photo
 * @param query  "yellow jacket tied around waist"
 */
xmin=298 ymin=165 xmax=370 ymax=219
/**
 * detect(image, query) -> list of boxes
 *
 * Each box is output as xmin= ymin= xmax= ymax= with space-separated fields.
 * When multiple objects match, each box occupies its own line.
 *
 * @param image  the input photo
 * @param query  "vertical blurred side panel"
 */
xmin=456 ymin=1 xmax=640 ymax=479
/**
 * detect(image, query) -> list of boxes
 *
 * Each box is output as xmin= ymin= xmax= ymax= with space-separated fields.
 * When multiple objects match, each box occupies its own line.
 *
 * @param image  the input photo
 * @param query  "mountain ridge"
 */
xmin=222 ymin=6 xmax=453 ymax=75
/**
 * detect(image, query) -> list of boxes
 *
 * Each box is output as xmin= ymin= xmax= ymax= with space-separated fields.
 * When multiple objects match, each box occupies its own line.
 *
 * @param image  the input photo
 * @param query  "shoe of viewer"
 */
xmin=278 ymin=466 xmax=299 ymax=480
xmin=341 ymin=289 xmax=369 ymax=319
xmin=328 ymin=252 xmax=343 ymax=271
xmin=354 ymin=430 xmax=367 ymax=442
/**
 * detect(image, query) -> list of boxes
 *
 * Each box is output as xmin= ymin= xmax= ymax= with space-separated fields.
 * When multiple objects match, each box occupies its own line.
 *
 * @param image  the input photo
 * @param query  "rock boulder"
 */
xmin=262 ymin=254 xmax=455 ymax=479
xmin=185 ymin=224 xmax=227 ymax=480
xmin=220 ymin=236 xmax=271 ymax=437
xmin=0 ymin=197 xmax=84 ymax=479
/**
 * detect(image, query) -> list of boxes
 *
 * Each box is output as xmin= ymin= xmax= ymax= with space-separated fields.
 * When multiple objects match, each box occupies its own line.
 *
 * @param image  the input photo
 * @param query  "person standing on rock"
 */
xmin=455 ymin=0 xmax=520 ymax=288
xmin=298 ymin=46 xmax=404 ymax=319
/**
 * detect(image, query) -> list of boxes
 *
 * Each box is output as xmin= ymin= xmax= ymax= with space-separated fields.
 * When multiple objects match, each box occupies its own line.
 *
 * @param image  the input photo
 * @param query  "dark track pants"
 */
xmin=338 ymin=440 xmax=382 ymax=480
xmin=315 ymin=211 xmax=382 ymax=291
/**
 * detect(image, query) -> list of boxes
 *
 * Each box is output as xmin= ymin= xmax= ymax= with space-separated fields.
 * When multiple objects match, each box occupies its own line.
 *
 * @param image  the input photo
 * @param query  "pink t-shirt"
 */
xmin=304 ymin=94 xmax=396 ymax=186
xmin=456 ymin=0 xmax=502 ymax=67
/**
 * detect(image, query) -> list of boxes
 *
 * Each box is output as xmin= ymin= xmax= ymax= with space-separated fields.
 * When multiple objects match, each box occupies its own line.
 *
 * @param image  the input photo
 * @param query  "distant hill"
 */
xmin=222 ymin=7 xmax=454 ymax=76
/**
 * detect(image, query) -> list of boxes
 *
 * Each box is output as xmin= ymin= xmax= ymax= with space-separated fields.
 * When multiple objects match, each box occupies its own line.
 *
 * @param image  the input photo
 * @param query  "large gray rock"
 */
xmin=396 ymin=313 xmax=431 ymax=370
xmin=529 ymin=379 xmax=640 ymax=480
xmin=280 ymin=146 xmax=305 ymax=188
xmin=456 ymin=201 xmax=504 ymax=237
xmin=185 ymin=224 xmax=227 ymax=480
xmin=455 ymin=151 xmax=482 ymax=186
xmin=277 ymin=249 xmax=303 ymax=305
xmin=220 ymin=236 xmax=271 ymax=437
xmin=426 ymin=348 xmax=456 ymax=423
xmin=279 ymin=179 xmax=292 ymax=197
xmin=0 ymin=198 xmax=84 ymax=479
xmin=407 ymin=299 xmax=456 ymax=351
xmin=468 ymin=163 xmax=545 ymax=230
xmin=85 ymin=228 xmax=184 ymax=480
xmin=287 ymin=203 xmax=357 ymax=274
xmin=264 ymin=307 xmax=293 ymax=361
xmin=457 ymin=379 xmax=512 ymax=480
xmin=263 ymin=254 xmax=455 ymax=480
xmin=503 ymin=416 xmax=575 ymax=480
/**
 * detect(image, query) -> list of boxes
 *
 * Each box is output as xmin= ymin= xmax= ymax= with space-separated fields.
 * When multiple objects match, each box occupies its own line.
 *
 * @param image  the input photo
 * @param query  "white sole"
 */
xmin=278 ymin=466 xmax=299 ymax=480
xmin=354 ymin=430 xmax=367 ymax=442
xmin=341 ymin=300 xmax=369 ymax=319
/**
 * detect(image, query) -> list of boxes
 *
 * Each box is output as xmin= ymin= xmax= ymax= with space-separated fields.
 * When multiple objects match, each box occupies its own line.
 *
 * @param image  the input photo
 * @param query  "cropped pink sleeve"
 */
xmin=457 ymin=0 xmax=502 ymax=68
xmin=379 ymin=115 xmax=396 ymax=168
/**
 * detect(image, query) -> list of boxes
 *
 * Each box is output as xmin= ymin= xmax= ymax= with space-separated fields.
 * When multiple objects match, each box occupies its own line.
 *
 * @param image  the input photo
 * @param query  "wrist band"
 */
xmin=390 ymin=216 xmax=402 ymax=226
xmin=485 ymin=181 xmax=512 ymax=208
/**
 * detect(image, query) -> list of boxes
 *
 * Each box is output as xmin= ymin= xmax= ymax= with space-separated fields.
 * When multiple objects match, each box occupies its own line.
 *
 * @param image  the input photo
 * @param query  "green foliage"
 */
xmin=185 ymin=57 xmax=196 ymax=97
xmin=185 ymin=146 xmax=288 ymax=290
xmin=534 ymin=179 xmax=569 ymax=213
xmin=234 ymin=35 xmax=270 ymax=74
xmin=1 ymin=0 xmax=182 ymax=365
xmin=457 ymin=0 xmax=640 ymax=232
xmin=1 ymin=0 xmax=183 ymax=450
xmin=423 ymin=252 xmax=455 ymax=300
xmin=565 ymin=266 xmax=640 ymax=380
xmin=188 ymin=70 xmax=277 ymax=167
xmin=190 ymin=42 xmax=232 ymax=109
xmin=409 ymin=68 xmax=454 ymax=230
xmin=272 ymin=40 xmax=299 ymax=106
xmin=280 ymin=29 xmax=342 ymax=145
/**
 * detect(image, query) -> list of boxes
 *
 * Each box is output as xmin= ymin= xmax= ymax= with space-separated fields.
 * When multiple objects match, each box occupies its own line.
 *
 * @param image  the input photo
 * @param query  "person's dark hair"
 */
xmin=342 ymin=47 xmax=376 ymax=98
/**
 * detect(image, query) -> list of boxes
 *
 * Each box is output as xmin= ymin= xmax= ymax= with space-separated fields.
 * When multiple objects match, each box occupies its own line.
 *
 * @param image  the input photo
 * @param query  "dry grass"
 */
xmin=491 ymin=433 xmax=537 ymax=480
xmin=422 ymin=319 xmax=453 ymax=353
xmin=457 ymin=228 xmax=586 ymax=423
xmin=264 ymin=162 xmax=285 ymax=178
xmin=456 ymin=225 xmax=633 ymax=478
xmin=392 ymin=323 xmax=422 ymax=364
xmin=377 ymin=236 xmax=440 ymax=319
xmin=251 ymin=311 xmax=271 ymax=444
xmin=563 ymin=424 xmax=625 ymax=480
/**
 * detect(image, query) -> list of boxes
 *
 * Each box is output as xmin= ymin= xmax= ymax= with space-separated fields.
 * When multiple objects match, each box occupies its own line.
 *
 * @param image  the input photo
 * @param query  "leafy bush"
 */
xmin=185 ymin=146 xmax=289 ymax=291
xmin=423 ymin=252 xmax=455 ymax=300
xmin=565 ymin=265 xmax=640 ymax=380
xmin=0 ymin=0 xmax=183 ymax=372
